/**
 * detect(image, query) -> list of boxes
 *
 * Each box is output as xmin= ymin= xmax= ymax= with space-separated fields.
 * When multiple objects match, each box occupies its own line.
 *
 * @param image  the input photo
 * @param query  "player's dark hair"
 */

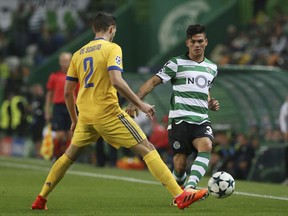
xmin=186 ymin=24 xmax=206 ymax=39
xmin=93 ymin=12 xmax=116 ymax=32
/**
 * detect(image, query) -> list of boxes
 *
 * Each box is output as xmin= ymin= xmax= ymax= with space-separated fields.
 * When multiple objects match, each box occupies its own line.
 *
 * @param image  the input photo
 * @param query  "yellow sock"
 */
xmin=143 ymin=150 xmax=182 ymax=197
xmin=39 ymin=154 xmax=73 ymax=198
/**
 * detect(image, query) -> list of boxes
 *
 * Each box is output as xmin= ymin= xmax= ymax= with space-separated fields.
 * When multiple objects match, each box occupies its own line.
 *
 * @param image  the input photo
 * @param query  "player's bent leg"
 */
xmin=171 ymin=152 xmax=210 ymax=207
xmin=130 ymin=140 xmax=183 ymax=198
xmin=185 ymin=138 xmax=212 ymax=189
xmin=31 ymin=144 xmax=82 ymax=210
xmin=173 ymin=153 xmax=187 ymax=186
xmin=131 ymin=140 xmax=204 ymax=209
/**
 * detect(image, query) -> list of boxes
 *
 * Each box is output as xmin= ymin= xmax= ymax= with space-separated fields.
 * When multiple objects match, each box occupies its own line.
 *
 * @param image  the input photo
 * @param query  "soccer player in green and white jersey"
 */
xmin=126 ymin=24 xmax=219 ymax=205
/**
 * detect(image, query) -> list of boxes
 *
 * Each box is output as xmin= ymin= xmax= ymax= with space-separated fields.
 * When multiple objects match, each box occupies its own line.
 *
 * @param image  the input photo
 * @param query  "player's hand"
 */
xmin=70 ymin=120 xmax=77 ymax=133
xmin=125 ymin=103 xmax=139 ymax=118
xmin=208 ymin=98 xmax=220 ymax=111
xmin=138 ymin=102 xmax=155 ymax=120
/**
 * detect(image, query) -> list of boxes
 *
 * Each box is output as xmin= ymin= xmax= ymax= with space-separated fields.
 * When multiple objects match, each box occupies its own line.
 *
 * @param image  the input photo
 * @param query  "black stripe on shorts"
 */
xmin=118 ymin=113 xmax=143 ymax=143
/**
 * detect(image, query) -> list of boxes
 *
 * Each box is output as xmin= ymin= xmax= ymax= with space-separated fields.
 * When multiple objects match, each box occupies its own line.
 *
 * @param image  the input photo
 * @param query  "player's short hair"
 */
xmin=186 ymin=24 xmax=206 ymax=39
xmin=93 ymin=12 xmax=116 ymax=33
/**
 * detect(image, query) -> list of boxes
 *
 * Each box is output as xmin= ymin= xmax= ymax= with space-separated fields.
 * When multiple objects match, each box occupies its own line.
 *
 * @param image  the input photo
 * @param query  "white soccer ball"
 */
xmin=208 ymin=171 xmax=235 ymax=198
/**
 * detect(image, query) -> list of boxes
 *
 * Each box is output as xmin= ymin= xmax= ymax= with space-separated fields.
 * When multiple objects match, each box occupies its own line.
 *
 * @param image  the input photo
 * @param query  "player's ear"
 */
xmin=108 ymin=25 xmax=114 ymax=34
xmin=185 ymin=38 xmax=190 ymax=47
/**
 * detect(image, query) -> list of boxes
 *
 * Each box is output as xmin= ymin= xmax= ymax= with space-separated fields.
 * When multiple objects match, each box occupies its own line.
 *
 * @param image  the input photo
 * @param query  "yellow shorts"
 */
xmin=71 ymin=111 xmax=146 ymax=149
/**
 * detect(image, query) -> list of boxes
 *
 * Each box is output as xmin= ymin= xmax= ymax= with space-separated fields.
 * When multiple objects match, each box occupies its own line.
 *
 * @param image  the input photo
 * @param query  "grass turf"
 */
xmin=0 ymin=156 xmax=287 ymax=216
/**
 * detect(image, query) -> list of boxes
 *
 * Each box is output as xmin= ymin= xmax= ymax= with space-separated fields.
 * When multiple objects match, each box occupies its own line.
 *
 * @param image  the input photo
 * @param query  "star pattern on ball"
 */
xmin=213 ymin=175 xmax=222 ymax=184
xmin=218 ymin=188 xmax=227 ymax=198
xmin=227 ymin=179 xmax=234 ymax=188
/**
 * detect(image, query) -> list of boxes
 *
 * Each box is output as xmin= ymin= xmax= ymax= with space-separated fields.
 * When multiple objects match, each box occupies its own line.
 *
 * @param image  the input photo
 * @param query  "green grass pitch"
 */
xmin=0 ymin=156 xmax=287 ymax=216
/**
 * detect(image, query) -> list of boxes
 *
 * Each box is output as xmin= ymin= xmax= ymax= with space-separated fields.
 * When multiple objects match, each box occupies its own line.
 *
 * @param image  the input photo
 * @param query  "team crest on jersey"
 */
xmin=173 ymin=141 xmax=181 ymax=149
xmin=115 ymin=56 xmax=121 ymax=65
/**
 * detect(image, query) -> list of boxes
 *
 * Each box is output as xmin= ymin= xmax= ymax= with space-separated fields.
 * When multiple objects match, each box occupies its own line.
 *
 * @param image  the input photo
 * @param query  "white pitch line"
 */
xmin=233 ymin=191 xmax=288 ymax=201
xmin=0 ymin=161 xmax=159 ymax=185
xmin=1 ymin=161 xmax=288 ymax=201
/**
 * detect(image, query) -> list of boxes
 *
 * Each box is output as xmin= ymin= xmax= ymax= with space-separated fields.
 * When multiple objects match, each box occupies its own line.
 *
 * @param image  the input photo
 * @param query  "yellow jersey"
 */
xmin=67 ymin=38 xmax=123 ymax=123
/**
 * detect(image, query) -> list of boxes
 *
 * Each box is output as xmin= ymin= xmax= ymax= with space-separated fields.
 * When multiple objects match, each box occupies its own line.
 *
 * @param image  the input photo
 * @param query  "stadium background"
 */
xmin=0 ymin=0 xmax=288 ymax=183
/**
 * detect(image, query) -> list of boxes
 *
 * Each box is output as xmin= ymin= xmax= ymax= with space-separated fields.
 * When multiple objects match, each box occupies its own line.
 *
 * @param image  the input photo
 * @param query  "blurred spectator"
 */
xmin=134 ymin=110 xmax=153 ymax=139
xmin=283 ymin=148 xmax=288 ymax=186
xmin=279 ymin=96 xmax=288 ymax=143
xmin=4 ymin=62 xmax=27 ymax=100
xmin=0 ymin=30 xmax=9 ymax=57
xmin=0 ymin=55 xmax=9 ymax=86
xmin=92 ymin=138 xmax=118 ymax=167
xmin=247 ymin=124 xmax=262 ymax=140
xmin=210 ymin=131 xmax=235 ymax=174
xmin=10 ymin=2 xmax=31 ymax=57
xmin=116 ymin=110 xmax=152 ymax=170
xmin=279 ymin=96 xmax=288 ymax=185
xmin=29 ymin=84 xmax=45 ymax=158
xmin=270 ymin=23 xmax=287 ymax=54
xmin=10 ymin=91 xmax=31 ymax=137
xmin=0 ymin=92 xmax=13 ymax=136
xmin=210 ymin=12 xmax=288 ymax=69
xmin=28 ymin=4 xmax=46 ymax=45
xmin=231 ymin=133 xmax=255 ymax=180
xmin=149 ymin=115 xmax=171 ymax=166
xmin=37 ymin=25 xmax=59 ymax=63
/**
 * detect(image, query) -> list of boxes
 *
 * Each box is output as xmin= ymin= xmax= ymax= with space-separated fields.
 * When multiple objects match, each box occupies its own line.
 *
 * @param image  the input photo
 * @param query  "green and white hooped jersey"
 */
xmin=156 ymin=54 xmax=218 ymax=127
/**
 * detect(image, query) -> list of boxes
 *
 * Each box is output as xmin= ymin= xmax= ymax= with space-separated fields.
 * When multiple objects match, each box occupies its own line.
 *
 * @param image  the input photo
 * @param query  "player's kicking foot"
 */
xmin=31 ymin=195 xmax=48 ymax=210
xmin=172 ymin=188 xmax=209 ymax=209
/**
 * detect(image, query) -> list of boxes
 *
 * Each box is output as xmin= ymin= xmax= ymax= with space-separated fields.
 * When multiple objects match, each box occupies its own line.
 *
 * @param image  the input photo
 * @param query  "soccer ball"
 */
xmin=208 ymin=171 xmax=235 ymax=198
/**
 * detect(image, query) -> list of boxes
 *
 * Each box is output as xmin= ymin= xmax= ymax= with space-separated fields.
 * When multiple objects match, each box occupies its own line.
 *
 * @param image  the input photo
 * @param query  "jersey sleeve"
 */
xmin=156 ymin=58 xmax=178 ymax=84
xmin=66 ymin=55 xmax=79 ymax=82
xmin=107 ymin=44 xmax=123 ymax=72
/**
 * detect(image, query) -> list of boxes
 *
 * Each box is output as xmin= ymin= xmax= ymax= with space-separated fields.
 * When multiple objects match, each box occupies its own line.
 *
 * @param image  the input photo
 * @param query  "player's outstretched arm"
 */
xmin=126 ymin=75 xmax=162 ymax=118
xmin=109 ymin=70 xmax=155 ymax=119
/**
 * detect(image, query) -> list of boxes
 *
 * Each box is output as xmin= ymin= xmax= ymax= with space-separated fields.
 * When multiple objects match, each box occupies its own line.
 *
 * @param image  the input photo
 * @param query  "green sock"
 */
xmin=185 ymin=152 xmax=211 ymax=189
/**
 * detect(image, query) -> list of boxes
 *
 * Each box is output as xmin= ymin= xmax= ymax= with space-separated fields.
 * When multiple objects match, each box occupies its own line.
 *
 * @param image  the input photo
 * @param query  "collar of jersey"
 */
xmin=94 ymin=37 xmax=105 ymax=40
xmin=185 ymin=52 xmax=205 ymax=63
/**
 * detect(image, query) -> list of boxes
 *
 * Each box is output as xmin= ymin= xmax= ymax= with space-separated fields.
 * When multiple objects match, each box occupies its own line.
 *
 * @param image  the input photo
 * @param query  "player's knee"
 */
xmin=129 ymin=139 xmax=155 ymax=157
xmin=65 ymin=144 xmax=82 ymax=161
xmin=194 ymin=138 xmax=213 ymax=152
xmin=202 ymin=142 xmax=213 ymax=152
xmin=138 ymin=139 xmax=154 ymax=150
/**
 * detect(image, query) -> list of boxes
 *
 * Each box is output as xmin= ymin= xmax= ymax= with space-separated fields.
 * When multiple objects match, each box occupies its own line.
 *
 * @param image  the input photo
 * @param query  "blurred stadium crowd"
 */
xmin=0 ymin=0 xmax=287 ymax=182
xmin=211 ymin=12 xmax=288 ymax=70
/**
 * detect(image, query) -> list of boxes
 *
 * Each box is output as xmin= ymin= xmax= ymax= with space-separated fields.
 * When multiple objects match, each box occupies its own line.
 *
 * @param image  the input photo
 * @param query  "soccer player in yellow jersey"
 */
xmin=31 ymin=12 xmax=208 ymax=210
